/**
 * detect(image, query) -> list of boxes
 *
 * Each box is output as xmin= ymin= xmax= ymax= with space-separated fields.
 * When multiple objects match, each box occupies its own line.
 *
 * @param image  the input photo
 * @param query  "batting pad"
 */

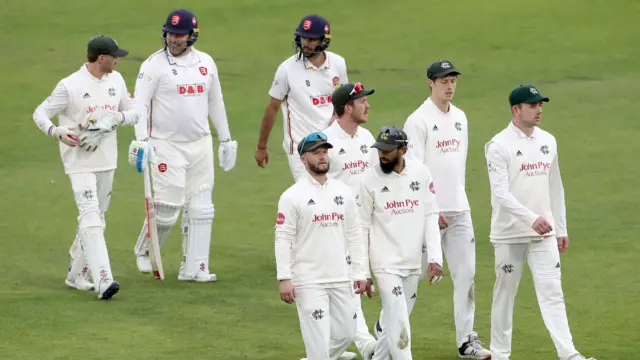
xmin=80 ymin=226 xmax=113 ymax=286
xmin=184 ymin=187 xmax=214 ymax=277
xmin=133 ymin=203 xmax=181 ymax=256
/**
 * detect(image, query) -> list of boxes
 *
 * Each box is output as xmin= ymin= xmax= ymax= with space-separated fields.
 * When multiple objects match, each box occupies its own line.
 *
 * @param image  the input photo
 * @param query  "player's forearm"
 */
xmin=550 ymin=165 xmax=568 ymax=236
xmin=33 ymin=104 xmax=56 ymax=136
xmin=424 ymin=212 xmax=443 ymax=266
xmin=209 ymin=101 xmax=232 ymax=141
xmin=274 ymin=233 xmax=293 ymax=280
xmin=346 ymin=228 xmax=368 ymax=280
xmin=257 ymin=105 xmax=278 ymax=148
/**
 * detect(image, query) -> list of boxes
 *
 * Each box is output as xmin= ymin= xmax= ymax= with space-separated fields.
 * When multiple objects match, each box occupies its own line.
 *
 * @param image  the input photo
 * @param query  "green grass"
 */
xmin=1 ymin=0 xmax=638 ymax=359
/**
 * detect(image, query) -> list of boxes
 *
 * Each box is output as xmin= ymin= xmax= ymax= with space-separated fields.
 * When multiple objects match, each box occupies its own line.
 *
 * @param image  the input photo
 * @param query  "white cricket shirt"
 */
xmin=357 ymin=159 xmax=443 ymax=273
xmin=403 ymin=97 xmax=470 ymax=213
xmin=323 ymin=120 xmax=378 ymax=190
xmin=33 ymin=65 xmax=143 ymax=175
xmin=269 ymin=51 xmax=348 ymax=154
xmin=485 ymin=122 xmax=567 ymax=242
xmin=133 ymin=48 xmax=231 ymax=142
xmin=274 ymin=173 xmax=367 ymax=287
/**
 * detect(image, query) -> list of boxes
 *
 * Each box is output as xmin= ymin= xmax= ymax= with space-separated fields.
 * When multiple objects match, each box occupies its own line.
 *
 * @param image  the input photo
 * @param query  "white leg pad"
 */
xmin=133 ymin=203 xmax=181 ymax=256
xmin=179 ymin=208 xmax=189 ymax=274
xmin=184 ymin=187 xmax=214 ymax=278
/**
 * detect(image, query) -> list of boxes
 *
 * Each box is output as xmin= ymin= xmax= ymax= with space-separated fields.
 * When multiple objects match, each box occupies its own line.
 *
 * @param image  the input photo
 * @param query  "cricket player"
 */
xmin=485 ymin=85 xmax=596 ymax=360
xmin=32 ymin=35 xmax=144 ymax=299
xmin=357 ymin=126 xmax=444 ymax=360
xmin=255 ymin=14 xmax=349 ymax=182
xmin=322 ymin=82 xmax=379 ymax=359
xmin=131 ymin=8 xmax=238 ymax=282
xmin=403 ymin=60 xmax=491 ymax=359
xmin=275 ymin=131 xmax=369 ymax=360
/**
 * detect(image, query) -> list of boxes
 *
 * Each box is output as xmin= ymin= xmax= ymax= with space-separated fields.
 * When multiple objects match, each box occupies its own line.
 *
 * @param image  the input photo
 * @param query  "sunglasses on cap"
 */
xmin=349 ymin=82 xmax=364 ymax=96
xmin=297 ymin=131 xmax=329 ymax=155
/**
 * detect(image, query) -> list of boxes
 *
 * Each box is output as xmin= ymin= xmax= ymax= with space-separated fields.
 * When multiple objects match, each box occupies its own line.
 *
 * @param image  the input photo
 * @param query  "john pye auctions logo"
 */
xmin=312 ymin=212 xmax=345 ymax=228
xmin=343 ymin=160 xmax=369 ymax=175
xmin=384 ymin=199 xmax=420 ymax=215
xmin=435 ymin=138 xmax=461 ymax=153
xmin=520 ymin=161 xmax=551 ymax=177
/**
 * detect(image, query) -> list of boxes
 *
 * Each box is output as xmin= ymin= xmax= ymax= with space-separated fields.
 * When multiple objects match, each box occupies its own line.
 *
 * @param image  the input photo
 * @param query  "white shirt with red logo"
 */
xmin=356 ymin=159 xmax=443 ymax=274
xmin=269 ymin=51 xmax=348 ymax=155
xmin=484 ymin=122 xmax=567 ymax=242
xmin=32 ymin=65 xmax=143 ymax=174
xmin=274 ymin=173 xmax=367 ymax=287
xmin=323 ymin=120 xmax=377 ymax=190
xmin=403 ymin=98 xmax=470 ymax=214
xmin=133 ymin=48 xmax=231 ymax=142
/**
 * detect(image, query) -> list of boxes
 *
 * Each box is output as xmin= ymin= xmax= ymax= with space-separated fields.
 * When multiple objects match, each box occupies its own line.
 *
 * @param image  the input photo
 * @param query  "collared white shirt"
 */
xmin=274 ymin=172 xmax=367 ymax=287
xmin=323 ymin=120 xmax=377 ymax=190
xmin=357 ymin=159 xmax=443 ymax=273
xmin=403 ymin=97 xmax=470 ymax=214
xmin=485 ymin=122 xmax=567 ymax=242
xmin=133 ymin=48 xmax=231 ymax=142
xmin=33 ymin=64 xmax=143 ymax=174
xmin=269 ymin=51 xmax=348 ymax=154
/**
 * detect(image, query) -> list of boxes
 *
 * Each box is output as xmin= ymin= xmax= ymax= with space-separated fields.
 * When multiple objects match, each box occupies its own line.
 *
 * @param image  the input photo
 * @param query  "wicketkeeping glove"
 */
xmin=218 ymin=140 xmax=238 ymax=171
xmin=49 ymin=125 xmax=79 ymax=147
xmin=78 ymin=128 xmax=107 ymax=152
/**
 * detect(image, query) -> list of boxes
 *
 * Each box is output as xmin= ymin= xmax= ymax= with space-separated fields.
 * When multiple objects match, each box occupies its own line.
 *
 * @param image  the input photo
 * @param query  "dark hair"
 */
xmin=87 ymin=53 xmax=99 ymax=62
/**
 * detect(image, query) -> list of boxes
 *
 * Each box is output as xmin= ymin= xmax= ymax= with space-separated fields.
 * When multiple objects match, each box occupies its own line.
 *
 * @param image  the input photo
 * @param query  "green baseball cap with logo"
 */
xmin=508 ymin=85 xmax=549 ymax=106
xmin=87 ymin=35 xmax=129 ymax=58
xmin=427 ymin=60 xmax=461 ymax=80
xmin=331 ymin=82 xmax=375 ymax=110
xmin=371 ymin=126 xmax=409 ymax=151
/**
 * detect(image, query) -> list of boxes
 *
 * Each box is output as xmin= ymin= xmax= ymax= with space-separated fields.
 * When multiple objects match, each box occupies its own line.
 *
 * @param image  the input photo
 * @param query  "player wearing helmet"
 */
xmin=131 ymin=9 xmax=238 ymax=282
xmin=255 ymin=14 xmax=349 ymax=183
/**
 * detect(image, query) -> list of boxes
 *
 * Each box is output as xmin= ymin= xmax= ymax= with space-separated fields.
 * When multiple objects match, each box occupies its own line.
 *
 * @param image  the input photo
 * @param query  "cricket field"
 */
xmin=1 ymin=0 xmax=638 ymax=359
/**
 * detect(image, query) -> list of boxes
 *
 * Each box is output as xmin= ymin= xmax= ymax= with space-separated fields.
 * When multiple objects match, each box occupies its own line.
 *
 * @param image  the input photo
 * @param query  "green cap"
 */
xmin=371 ymin=126 xmax=409 ymax=151
xmin=331 ymin=82 xmax=375 ymax=110
xmin=427 ymin=60 xmax=461 ymax=80
xmin=508 ymin=85 xmax=549 ymax=106
xmin=87 ymin=35 xmax=129 ymax=58
xmin=297 ymin=131 xmax=333 ymax=155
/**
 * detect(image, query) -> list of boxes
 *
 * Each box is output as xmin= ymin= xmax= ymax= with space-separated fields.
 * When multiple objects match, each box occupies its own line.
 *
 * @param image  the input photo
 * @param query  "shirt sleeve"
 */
xmin=133 ymin=61 xmax=160 ymax=140
xmin=274 ymin=192 xmax=297 ymax=280
xmin=355 ymin=176 xmax=374 ymax=278
xmin=207 ymin=61 xmax=231 ymax=141
xmin=423 ymin=167 xmax=443 ymax=266
xmin=341 ymin=58 xmax=349 ymax=84
xmin=268 ymin=63 xmax=289 ymax=101
xmin=549 ymin=145 xmax=568 ymax=237
xmin=345 ymin=188 xmax=367 ymax=281
xmin=485 ymin=141 xmax=539 ymax=227
xmin=404 ymin=114 xmax=427 ymax=163
xmin=33 ymin=81 xmax=69 ymax=136
xmin=118 ymin=77 xmax=145 ymax=126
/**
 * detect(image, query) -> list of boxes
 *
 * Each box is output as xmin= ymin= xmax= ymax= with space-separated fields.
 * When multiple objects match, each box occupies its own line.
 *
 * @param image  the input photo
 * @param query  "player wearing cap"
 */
xmin=32 ymin=35 xmax=144 ymax=300
xmin=131 ymin=9 xmax=238 ymax=282
xmin=485 ymin=85 xmax=595 ymax=360
xmin=274 ymin=131 xmax=368 ymax=360
xmin=357 ymin=126 xmax=444 ymax=360
xmin=255 ymin=14 xmax=349 ymax=182
xmin=403 ymin=60 xmax=491 ymax=359
xmin=323 ymin=82 xmax=379 ymax=359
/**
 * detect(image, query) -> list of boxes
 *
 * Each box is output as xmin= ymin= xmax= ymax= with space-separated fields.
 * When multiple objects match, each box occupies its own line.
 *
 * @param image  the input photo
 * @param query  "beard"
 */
xmin=379 ymin=156 xmax=400 ymax=174
xmin=309 ymin=162 xmax=329 ymax=175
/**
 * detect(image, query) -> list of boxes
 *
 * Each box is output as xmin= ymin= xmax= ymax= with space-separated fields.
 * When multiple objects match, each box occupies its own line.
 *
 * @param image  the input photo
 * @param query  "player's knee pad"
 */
xmin=186 ymin=186 xmax=214 ymax=223
xmin=78 ymin=204 xmax=103 ymax=231
xmin=155 ymin=202 xmax=181 ymax=228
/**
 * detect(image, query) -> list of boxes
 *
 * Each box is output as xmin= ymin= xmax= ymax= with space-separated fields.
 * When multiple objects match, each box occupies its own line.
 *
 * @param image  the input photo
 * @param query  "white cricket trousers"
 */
xmin=421 ymin=210 xmax=477 ymax=347
xmin=372 ymin=271 xmax=420 ymax=360
xmin=490 ymin=237 xmax=579 ymax=360
xmin=68 ymin=170 xmax=115 ymax=285
xmin=295 ymin=284 xmax=357 ymax=360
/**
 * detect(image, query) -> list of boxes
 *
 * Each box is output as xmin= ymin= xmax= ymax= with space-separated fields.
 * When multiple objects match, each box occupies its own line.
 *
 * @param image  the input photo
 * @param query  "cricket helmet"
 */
xmin=162 ymin=9 xmax=200 ymax=50
xmin=293 ymin=14 xmax=331 ymax=59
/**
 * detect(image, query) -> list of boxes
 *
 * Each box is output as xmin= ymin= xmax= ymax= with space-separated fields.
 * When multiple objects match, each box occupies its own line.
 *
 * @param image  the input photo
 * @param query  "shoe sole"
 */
xmin=459 ymin=355 xmax=491 ymax=359
xmin=99 ymin=282 xmax=120 ymax=300
xmin=65 ymin=279 xmax=95 ymax=291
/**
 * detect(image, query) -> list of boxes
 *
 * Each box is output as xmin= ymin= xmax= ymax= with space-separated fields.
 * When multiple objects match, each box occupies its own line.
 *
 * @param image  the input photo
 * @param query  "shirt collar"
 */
xmin=378 ymin=158 xmax=410 ymax=177
xmin=81 ymin=64 xmax=110 ymax=82
xmin=302 ymin=171 xmax=331 ymax=187
xmin=425 ymin=97 xmax=451 ymax=116
xmin=331 ymin=119 xmax=360 ymax=139
xmin=509 ymin=121 xmax=539 ymax=139
xmin=303 ymin=52 xmax=330 ymax=70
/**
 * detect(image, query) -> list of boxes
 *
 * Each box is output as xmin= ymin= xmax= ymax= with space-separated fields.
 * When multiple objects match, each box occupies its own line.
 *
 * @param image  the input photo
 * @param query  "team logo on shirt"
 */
xmin=276 ymin=212 xmax=285 ymax=225
xmin=520 ymin=161 xmax=551 ymax=177
xmin=333 ymin=196 xmax=344 ymax=206
xmin=540 ymin=145 xmax=550 ymax=155
xmin=384 ymin=199 xmax=420 ymax=215
xmin=429 ymin=182 xmax=435 ymax=194
xmin=199 ymin=66 xmax=208 ymax=76
xmin=310 ymin=94 xmax=333 ymax=106
xmin=332 ymin=76 xmax=340 ymax=88
xmin=360 ymin=144 xmax=369 ymax=154
xmin=435 ymin=138 xmax=461 ymax=153
xmin=409 ymin=181 xmax=420 ymax=192
xmin=177 ymin=83 xmax=205 ymax=96
xmin=454 ymin=122 xmax=462 ymax=131
xmin=312 ymin=212 xmax=345 ymax=228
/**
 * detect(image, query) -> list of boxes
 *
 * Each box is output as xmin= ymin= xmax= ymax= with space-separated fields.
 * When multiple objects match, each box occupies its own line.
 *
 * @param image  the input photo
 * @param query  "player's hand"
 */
xmin=557 ymin=237 xmax=569 ymax=253
xmin=128 ymin=140 xmax=151 ymax=172
xmin=532 ymin=216 xmax=553 ymax=235
xmin=364 ymin=278 xmax=374 ymax=298
xmin=279 ymin=280 xmax=296 ymax=304
xmin=255 ymin=147 xmax=269 ymax=168
xmin=353 ymin=279 xmax=368 ymax=296
xmin=218 ymin=140 xmax=238 ymax=171
xmin=50 ymin=126 xmax=79 ymax=147
xmin=78 ymin=130 xmax=106 ymax=152
xmin=427 ymin=263 xmax=444 ymax=284
xmin=438 ymin=212 xmax=449 ymax=229
xmin=81 ymin=112 xmax=122 ymax=132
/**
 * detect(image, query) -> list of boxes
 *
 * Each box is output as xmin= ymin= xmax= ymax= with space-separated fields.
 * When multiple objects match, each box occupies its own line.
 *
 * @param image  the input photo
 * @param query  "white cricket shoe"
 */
xmin=97 ymin=280 xmax=120 ymax=300
xmin=65 ymin=267 xmax=94 ymax=291
xmin=361 ymin=341 xmax=377 ymax=360
xmin=566 ymin=354 xmax=597 ymax=360
xmin=137 ymin=253 xmax=152 ymax=273
xmin=178 ymin=270 xmax=217 ymax=282
xmin=338 ymin=352 xmax=357 ymax=360
xmin=459 ymin=335 xmax=492 ymax=359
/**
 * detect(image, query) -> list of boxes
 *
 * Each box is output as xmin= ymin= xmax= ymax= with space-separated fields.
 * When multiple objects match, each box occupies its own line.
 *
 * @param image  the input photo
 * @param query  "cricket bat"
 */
xmin=143 ymin=144 xmax=165 ymax=280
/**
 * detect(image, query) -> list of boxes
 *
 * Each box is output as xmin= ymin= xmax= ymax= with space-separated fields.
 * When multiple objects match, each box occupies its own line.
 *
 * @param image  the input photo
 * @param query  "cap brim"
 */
xmin=430 ymin=69 xmax=461 ymax=79
xmin=301 ymin=141 xmax=333 ymax=154
xmin=113 ymin=48 xmax=129 ymax=57
xmin=352 ymin=88 xmax=375 ymax=100
xmin=522 ymin=95 xmax=550 ymax=104
xmin=370 ymin=142 xmax=399 ymax=151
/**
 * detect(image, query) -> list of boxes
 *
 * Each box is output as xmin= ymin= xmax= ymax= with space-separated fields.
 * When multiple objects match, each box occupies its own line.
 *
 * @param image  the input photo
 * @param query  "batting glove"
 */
xmin=49 ymin=125 xmax=79 ymax=147
xmin=218 ymin=140 xmax=238 ymax=171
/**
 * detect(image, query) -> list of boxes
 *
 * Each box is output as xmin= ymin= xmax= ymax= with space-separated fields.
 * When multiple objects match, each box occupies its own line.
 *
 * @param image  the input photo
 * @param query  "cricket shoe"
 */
xmin=178 ymin=270 xmax=217 ymax=282
xmin=136 ymin=252 xmax=152 ymax=273
xmin=361 ymin=340 xmax=377 ymax=360
xmin=97 ymin=280 xmax=120 ymax=300
xmin=65 ymin=266 xmax=94 ymax=291
xmin=300 ymin=353 xmax=357 ymax=360
xmin=459 ymin=335 xmax=492 ymax=359
xmin=565 ymin=354 xmax=597 ymax=360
